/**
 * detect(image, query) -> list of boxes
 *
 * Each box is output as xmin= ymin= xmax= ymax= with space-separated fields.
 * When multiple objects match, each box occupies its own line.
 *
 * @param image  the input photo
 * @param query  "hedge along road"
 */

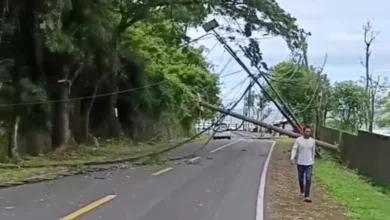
xmin=0 ymin=136 xmax=275 ymax=220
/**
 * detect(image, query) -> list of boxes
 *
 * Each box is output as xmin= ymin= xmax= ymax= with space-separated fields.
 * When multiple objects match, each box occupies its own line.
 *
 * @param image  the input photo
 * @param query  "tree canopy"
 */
xmin=0 ymin=0 xmax=301 ymax=159
xmin=267 ymin=61 xmax=381 ymax=134
xmin=267 ymin=62 xmax=321 ymax=125
xmin=327 ymin=81 xmax=366 ymax=133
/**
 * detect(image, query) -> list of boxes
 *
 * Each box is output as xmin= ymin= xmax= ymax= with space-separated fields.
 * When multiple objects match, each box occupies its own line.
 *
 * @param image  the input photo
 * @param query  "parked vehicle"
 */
xmin=213 ymin=123 xmax=231 ymax=140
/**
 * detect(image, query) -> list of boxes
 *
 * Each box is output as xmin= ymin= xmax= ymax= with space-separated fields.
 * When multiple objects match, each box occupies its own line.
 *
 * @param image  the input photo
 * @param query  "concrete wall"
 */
xmin=320 ymin=127 xmax=390 ymax=186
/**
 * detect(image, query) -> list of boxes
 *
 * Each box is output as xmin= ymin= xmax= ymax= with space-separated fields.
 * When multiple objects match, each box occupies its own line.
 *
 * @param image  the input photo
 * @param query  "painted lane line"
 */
xmin=256 ymin=141 xmax=276 ymax=220
xmin=209 ymin=139 xmax=243 ymax=154
xmin=152 ymin=167 xmax=174 ymax=176
xmin=188 ymin=156 xmax=201 ymax=163
xmin=60 ymin=195 xmax=117 ymax=220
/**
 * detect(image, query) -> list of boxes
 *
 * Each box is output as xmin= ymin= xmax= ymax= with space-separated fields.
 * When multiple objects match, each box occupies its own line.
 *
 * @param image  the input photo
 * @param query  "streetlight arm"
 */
xmin=182 ymin=33 xmax=215 ymax=48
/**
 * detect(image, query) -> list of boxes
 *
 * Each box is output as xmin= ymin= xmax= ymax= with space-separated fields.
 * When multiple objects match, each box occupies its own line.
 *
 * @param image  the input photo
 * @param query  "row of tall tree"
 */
xmin=260 ymin=21 xmax=390 ymax=135
xmin=0 ymin=0 xmax=301 ymax=160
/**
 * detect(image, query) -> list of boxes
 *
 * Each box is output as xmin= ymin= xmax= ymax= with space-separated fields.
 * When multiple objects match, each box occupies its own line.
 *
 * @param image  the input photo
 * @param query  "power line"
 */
xmin=0 ymin=62 xmax=239 ymax=107
xmin=215 ymin=51 xmax=245 ymax=77
xmin=220 ymin=76 xmax=249 ymax=101
xmin=210 ymin=34 xmax=304 ymax=134
xmin=264 ymin=57 xmax=303 ymax=83
xmin=217 ymin=57 xmax=234 ymax=75
xmin=220 ymin=69 xmax=244 ymax=78
xmin=0 ymin=33 xmax=226 ymax=107
xmin=214 ymin=17 xmax=307 ymax=133
xmin=0 ymin=81 xmax=166 ymax=107
xmin=205 ymin=41 xmax=219 ymax=57
xmin=169 ymin=79 xmax=256 ymax=160
xmin=239 ymin=45 xmax=303 ymax=132
xmin=182 ymin=32 xmax=233 ymax=47
xmin=206 ymin=28 xmax=301 ymax=133
xmin=294 ymin=82 xmax=321 ymax=113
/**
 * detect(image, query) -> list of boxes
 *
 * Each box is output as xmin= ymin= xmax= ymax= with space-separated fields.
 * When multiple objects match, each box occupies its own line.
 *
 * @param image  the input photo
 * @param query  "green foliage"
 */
xmin=127 ymin=20 xmax=219 ymax=119
xmin=315 ymin=158 xmax=390 ymax=220
xmin=0 ymin=0 xmax=302 ymax=158
xmin=375 ymin=92 xmax=390 ymax=128
xmin=0 ymin=65 xmax=48 ymax=129
xmin=327 ymin=81 xmax=366 ymax=133
xmin=267 ymin=62 xmax=319 ymax=125
xmin=215 ymin=0 xmax=301 ymax=47
xmin=110 ymin=0 xmax=302 ymax=45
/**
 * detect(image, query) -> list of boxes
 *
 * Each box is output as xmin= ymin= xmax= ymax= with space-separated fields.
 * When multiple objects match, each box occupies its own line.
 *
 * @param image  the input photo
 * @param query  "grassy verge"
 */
xmin=0 ymin=135 xmax=209 ymax=184
xmin=277 ymin=137 xmax=390 ymax=220
xmin=315 ymin=159 xmax=390 ymax=220
xmin=0 ymin=167 xmax=70 ymax=183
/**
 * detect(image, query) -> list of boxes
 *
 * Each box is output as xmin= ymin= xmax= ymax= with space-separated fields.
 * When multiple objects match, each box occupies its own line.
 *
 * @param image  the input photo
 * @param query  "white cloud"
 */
xmin=327 ymin=32 xmax=362 ymax=42
xmin=187 ymin=0 xmax=390 ymax=87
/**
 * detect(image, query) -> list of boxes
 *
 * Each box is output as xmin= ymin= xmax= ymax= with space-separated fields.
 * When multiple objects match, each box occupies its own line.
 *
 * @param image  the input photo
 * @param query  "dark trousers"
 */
xmin=297 ymin=164 xmax=312 ymax=197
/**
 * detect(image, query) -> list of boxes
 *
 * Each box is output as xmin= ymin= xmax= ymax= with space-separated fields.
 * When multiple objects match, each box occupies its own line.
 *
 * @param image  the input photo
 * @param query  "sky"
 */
xmin=190 ymin=0 xmax=390 ymax=125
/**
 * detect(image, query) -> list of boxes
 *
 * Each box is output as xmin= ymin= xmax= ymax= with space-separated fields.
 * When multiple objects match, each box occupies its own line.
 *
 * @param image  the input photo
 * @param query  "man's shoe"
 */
xmin=299 ymin=193 xmax=304 ymax=198
xmin=304 ymin=197 xmax=312 ymax=203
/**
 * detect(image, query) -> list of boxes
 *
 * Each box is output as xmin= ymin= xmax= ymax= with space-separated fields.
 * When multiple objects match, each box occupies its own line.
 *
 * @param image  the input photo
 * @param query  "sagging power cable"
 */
xmin=239 ymin=45 xmax=303 ymax=133
xmin=209 ymin=30 xmax=302 ymax=134
xmin=167 ymin=78 xmax=257 ymax=161
xmin=208 ymin=17 xmax=305 ymax=134
xmin=228 ymin=119 xmax=245 ymax=131
xmin=220 ymin=76 xmax=249 ymax=101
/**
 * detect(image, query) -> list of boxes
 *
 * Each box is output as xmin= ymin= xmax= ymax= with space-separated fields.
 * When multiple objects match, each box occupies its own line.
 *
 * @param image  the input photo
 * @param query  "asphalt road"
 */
xmin=232 ymin=131 xmax=272 ymax=139
xmin=0 ymin=135 xmax=274 ymax=220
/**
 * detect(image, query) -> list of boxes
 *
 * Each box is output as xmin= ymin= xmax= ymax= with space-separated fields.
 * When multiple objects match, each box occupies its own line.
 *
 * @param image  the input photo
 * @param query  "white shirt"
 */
xmin=290 ymin=136 xmax=316 ymax=166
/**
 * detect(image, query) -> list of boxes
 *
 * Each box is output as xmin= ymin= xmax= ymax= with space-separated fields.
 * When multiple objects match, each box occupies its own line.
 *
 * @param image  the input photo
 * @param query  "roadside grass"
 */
xmin=0 ymin=167 xmax=76 ymax=184
xmin=315 ymin=159 xmax=390 ymax=220
xmin=13 ymin=139 xmax=175 ymax=167
xmin=0 ymin=135 xmax=209 ymax=184
xmin=277 ymin=137 xmax=390 ymax=220
xmin=275 ymin=137 xmax=295 ymax=144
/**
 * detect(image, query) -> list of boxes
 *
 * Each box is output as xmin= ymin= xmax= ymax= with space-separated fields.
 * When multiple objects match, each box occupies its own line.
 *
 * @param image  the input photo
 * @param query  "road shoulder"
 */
xmin=267 ymin=140 xmax=349 ymax=220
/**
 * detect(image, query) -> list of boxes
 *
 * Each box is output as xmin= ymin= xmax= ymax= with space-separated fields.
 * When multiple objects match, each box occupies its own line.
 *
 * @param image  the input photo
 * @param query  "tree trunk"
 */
xmin=106 ymin=82 xmax=123 ymax=137
xmin=9 ymin=45 xmax=23 ymax=158
xmin=82 ymin=77 xmax=105 ymax=141
xmin=51 ymin=66 xmax=71 ymax=149
xmin=8 ymin=115 xmax=20 ymax=159
xmin=364 ymin=41 xmax=370 ymax=131
xmin=91 ymin=51 xmax=122 ymax=138
xmin=369 ymin=90 xmax=375 ymax=132
xmin=69 ymin=97 xmax=82 ymax=143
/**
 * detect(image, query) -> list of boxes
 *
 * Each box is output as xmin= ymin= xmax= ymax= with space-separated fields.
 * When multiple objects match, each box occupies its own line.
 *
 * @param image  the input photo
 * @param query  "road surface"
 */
xmin=232 ymin=131 xmax=272 ymax=139
xmin=0 ymin=136 xmax=274 ymax=220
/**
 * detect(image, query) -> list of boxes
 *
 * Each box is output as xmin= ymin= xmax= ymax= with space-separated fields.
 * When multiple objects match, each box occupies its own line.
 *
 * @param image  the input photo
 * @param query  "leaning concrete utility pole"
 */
xmin=201 ymin=19 xmax=303 ymax=134
xmin=198 ymin=101 xmax=338 ymax=151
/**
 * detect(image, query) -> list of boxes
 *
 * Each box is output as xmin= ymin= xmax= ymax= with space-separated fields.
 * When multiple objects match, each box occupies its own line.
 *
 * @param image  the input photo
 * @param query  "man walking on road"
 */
xmin=290 ymin=126 xmax=316 ymax=203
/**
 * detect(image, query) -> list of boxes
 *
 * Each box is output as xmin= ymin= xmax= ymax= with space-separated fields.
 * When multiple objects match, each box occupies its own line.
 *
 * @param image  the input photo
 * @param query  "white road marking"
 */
xmin=256 ymin=141 xmax=276 ymax=220
xmin=209 ymin=139 xmax=243 ymax=154
xmin=152 ymin=167 xmax=174 ymax=176
xmin=188 ymin=156 xmax=201 ymax=163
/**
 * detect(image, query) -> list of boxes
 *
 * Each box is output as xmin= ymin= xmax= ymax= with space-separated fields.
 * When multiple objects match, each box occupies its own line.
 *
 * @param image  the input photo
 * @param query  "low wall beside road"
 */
xmin=320 ymin=126 xmax=390 ymax=186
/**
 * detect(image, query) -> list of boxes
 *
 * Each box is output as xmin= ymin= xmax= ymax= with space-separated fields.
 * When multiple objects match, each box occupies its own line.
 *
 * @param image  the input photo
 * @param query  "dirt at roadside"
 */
xmin=267 ymin=142 xmax=349 ymax=220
